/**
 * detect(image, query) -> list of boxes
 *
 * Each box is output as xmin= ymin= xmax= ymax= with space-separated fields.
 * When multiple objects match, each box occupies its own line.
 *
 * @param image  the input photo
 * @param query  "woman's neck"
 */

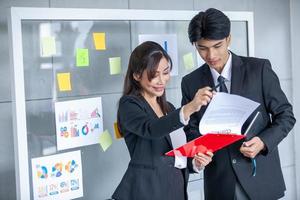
xmin=142 ymin=94 xmax=164 ymax=117
xmin=141 ymin=92 xmax=157 ymax=104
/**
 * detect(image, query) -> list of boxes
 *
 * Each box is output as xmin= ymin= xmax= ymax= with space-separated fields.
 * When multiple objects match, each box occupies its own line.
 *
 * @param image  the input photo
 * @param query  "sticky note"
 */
xmin=99 ymin=130 xmax=113 ymax=151
xmin=57 ymin=73 xmax=71 ymax=91
xmin=183 ymin=53 xmax=195 ymax=70
xmin=41 ymin=36 xmax=56 ymax=57
xmin=76 ymin=48 xmax=89 ymax=67
xmin=109 ymin=57 xmax=121 ymax=75
xmin=114 ymin=122 xmax=123 ymax=139
xmin=93 ymin=32 xmax=106 ymax=50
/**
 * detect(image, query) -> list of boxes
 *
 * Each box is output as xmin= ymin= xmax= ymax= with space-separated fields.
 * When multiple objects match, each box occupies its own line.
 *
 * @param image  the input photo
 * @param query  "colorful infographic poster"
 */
xmin=138 ymin=34 xmax=178 ymax=76
xmin=31 ymin=150 xmax=83 ymax=200
xmin=55 ymin=97 xmax=103 ymax=150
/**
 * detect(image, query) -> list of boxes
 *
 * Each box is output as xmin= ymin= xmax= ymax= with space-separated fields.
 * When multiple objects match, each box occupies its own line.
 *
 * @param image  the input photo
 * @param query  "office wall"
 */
xmin=0 ymin=0 xmax=297 ymax=200
xmin=290 ymin=0 xmax=300 ymax=198
xmin=0 ymin=2 xmax=50 ymax=200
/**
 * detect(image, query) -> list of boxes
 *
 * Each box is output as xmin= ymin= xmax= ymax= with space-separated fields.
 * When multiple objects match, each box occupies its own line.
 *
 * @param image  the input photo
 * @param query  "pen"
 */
xmin=243 ymin=111 xmax=260 ymax=177
xmin=210 ymin=83 xmax=221 ymax=91
xmin=210 ymin=78 xmax=226 ymax=92
xmin=242 ymin=142 xmax=257 ymax=177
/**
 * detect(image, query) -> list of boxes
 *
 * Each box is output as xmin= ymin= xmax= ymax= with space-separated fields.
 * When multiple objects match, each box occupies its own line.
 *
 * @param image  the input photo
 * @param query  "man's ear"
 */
xmin=226 ymin=34 xmax=231 ymax=46
xmin=133 ymin=73 xmax=140 ymax=82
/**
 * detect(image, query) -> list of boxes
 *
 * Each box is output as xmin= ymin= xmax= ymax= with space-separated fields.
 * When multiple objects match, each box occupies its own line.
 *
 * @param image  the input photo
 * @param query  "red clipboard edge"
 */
xmin=165 ymin=133 xmax=245 ymax=157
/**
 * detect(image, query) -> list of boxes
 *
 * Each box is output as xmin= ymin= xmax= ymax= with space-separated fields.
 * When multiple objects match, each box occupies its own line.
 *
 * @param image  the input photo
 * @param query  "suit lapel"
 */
xmin=196 ymin=65 xmax=215 ymax=116
xmin=165 ymin=134 xmax=172 ymax=148
xmin=141 ymin=96 xmax=173 ymax=148
xmin=202 ymin=64 xmax=215 ymax=88
xmin=230 ymin=53 xmax=245 ymax=95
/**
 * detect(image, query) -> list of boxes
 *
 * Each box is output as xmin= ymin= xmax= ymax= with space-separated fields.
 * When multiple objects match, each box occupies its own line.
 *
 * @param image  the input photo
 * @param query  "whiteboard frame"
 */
xmin=8 ymin=7 xmax=254 ymax=200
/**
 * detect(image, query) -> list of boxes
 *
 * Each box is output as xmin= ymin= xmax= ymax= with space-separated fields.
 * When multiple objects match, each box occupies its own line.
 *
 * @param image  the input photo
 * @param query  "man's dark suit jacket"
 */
xmin=181 ymin=52 xmax=296 ymax=200
xmin=112 ymin=95 xmax=189 ymax=200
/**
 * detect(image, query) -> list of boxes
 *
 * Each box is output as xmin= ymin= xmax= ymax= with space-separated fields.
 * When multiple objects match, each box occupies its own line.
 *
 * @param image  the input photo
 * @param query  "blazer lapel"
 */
xmin=141 ymin=96 xmax=173 ymax=148
xmin=230 ymin=53 xmax=245 ymax=95
xmin=197 ymin=65 xmax=215 ymax=116
xmin=202 ymin=64 xmax=215 ymax=88
xmin=165 ymin=135 xmax=173 ymax=148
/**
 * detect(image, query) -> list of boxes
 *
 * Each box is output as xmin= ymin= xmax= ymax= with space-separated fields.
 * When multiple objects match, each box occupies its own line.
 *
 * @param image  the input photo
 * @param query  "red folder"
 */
xmin=165 ymin=133 xmax=245 ymax=157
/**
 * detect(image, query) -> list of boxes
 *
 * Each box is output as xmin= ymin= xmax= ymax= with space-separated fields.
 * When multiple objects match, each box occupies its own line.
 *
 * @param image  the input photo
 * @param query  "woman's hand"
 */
xmin=193 ymin=151 xmax=214 ymax=169
xmin=183 ymin=87 xmax=215 ymax=120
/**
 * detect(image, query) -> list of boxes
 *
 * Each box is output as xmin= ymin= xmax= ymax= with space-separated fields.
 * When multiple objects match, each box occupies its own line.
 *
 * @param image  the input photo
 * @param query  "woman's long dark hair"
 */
xmin=122 ymin=41 xmax=173 ymax=114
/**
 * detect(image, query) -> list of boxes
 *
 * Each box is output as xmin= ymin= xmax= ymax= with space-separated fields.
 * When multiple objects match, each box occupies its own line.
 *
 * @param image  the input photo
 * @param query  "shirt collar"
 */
xmin=209 ymin=52 xmax=232 ymax=85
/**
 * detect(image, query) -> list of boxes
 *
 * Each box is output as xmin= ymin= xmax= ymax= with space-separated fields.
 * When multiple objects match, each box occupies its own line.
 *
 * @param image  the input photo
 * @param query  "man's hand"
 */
xmin=240 ymin=136 xmax=265 ymax=158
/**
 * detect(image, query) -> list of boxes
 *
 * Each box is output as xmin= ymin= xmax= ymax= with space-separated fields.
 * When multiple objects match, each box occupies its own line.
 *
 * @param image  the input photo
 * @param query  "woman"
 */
xmin=112 ymin=41 xmax=213 ymax=200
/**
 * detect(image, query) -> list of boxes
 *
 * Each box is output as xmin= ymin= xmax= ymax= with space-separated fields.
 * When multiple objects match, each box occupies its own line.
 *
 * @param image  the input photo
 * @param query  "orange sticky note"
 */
xmin=93 ymin=32 xmax=106 ymax=50
xmin=114 ymin=122 xmax=123 ymax=139
xmin=57 ymin=73 xmax=72 ymax=91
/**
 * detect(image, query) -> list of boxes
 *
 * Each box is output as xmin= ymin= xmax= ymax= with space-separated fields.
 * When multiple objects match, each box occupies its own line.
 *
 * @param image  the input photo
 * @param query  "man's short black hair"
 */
xmin=188 ymin=8 xmax=231 ymax=43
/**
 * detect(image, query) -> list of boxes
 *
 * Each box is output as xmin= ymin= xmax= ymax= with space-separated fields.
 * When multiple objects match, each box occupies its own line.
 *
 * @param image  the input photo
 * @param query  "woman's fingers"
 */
xmin=194 ymin=152 xmax=214 ymax=167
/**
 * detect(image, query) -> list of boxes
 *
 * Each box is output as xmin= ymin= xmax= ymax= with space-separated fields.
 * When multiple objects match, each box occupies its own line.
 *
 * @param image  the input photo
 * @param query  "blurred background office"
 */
xmin=0 ymin=0 xmax=299 ymax=199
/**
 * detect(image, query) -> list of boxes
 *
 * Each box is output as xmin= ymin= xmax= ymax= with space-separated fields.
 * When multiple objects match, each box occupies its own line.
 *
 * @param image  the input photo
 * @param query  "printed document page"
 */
xmin=199 ymin=93 xmax=260 ymax=135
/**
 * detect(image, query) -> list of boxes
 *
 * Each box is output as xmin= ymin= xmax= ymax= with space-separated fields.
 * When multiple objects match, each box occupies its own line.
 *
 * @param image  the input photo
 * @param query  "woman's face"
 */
xmin=135 ymin=57 xmax=171 ymax=99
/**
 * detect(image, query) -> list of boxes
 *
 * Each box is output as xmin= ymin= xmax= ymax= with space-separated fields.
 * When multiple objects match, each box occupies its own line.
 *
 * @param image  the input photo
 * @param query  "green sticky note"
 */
xmin=99 ymin=130 xmax=113 ymax=151
xmin=41 ymin=36 xmax=56 ymax=57
xmin=183 ymin=52 xmax=195 ymax=70
xmin=109 ymin=57 xmax=121 ymax=75
xmin=76 ymin=48 xmax=89 ymax=67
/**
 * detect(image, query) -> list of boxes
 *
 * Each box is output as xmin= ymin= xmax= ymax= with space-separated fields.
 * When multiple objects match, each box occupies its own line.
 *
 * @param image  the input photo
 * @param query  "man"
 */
xmin=182 ymin=8 xmax=296 ymax=200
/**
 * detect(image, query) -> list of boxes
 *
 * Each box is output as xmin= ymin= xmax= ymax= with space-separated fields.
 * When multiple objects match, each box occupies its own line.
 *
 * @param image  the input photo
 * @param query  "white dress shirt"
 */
xmin=184 ymin=51 xmax=233 ymax=172
xmin=209 ymin=52 xmax=232 ymax=93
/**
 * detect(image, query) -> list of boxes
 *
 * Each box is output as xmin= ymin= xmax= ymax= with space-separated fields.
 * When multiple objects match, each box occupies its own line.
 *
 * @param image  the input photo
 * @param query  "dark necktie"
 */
xmin=217 ymin=75 xmax=228 ymax=93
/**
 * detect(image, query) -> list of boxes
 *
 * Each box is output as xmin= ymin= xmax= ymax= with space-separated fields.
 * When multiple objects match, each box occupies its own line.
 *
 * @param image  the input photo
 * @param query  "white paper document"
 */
xmin=199 ymin=93 xmax=260 ymax=135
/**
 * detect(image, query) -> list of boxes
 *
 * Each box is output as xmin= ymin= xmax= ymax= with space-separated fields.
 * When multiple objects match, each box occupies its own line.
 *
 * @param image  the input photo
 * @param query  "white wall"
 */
xmin=290 ymin=0 xmax=300 ymax=198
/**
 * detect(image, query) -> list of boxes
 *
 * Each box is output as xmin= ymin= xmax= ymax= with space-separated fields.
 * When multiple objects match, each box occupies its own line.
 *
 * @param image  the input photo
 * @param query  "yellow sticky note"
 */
xmin=41 ymin=36 xmax=56 ymax=57
xmin=99 ymin=130 xmax=113 ymax=151
xmin=76 ymin=48 xmax=89 ymax=67
xmin=93 ymin=32 xmax=106 ymax=50
xmin=109 ymin=57 xmax=121 ymax=75
xmin=57 ymin=73 xmax=72 ymax=91
xmin=114 ymin=122 xmax=123 ymax=139
xmin=183 ymin=53 xmax=195 ymax=70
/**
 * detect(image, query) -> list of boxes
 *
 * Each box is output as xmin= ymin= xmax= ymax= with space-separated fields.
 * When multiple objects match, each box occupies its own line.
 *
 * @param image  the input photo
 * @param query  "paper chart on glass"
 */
xmin=199 ymin=92 xmax=260 ymax=135
xmin=55 ymin=97 xmax=104 ymax=151
xmin=31 ymin=150 xmax=83 ymax=200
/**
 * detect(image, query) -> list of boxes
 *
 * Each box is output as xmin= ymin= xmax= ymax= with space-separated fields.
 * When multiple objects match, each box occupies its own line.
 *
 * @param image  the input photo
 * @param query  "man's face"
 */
xmin=195 ymin=36 xmax=231 ymax=73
